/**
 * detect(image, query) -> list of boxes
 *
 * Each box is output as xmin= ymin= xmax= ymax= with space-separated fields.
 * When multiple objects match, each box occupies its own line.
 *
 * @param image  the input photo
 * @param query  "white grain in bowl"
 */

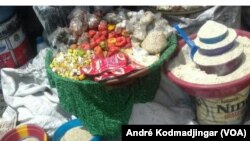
xmin=168 ymin=36 xmax=250 ymax=84
xmin=60 ymin=127 xmax=93 ymax=141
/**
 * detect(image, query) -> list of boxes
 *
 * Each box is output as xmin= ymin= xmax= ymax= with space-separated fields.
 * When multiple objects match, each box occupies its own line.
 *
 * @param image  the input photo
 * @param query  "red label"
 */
xmin=0 ymin=40 xmax=28 ymax=68
xmin=0 ymin=51 xmax=15 ymax=68
xmin=13 ymin=40 xmax=28 ymax=66
xmin=0 ymin=27 xmax=29 ymax=68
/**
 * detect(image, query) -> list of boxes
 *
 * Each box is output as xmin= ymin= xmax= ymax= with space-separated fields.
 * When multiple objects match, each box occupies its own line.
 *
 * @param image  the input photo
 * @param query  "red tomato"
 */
xmin=88 ymin=30 xmax=96 ymax=38
xmin=99 ymin=35 xmax=106 ymax=41
xmin=81 ymin=43 xmax=90 ymax=50
xmin=95 ymin=38 xmax=102 ymax=45
xmin=108 ymin=32 xmax=117 ymax=38
xmin=101 ymin=30 xmax=108 ymax=37
xmin=115 ymin=36 xmax=127 ymax=47
xmin=94 ymin=46 xmax=104 ymax=58
xmin=93 ymin=31 xmax=100 ymax=39
xmin=98 ymin=21 xmax=107 ymax=31
xmin=90 ymin=39 xmax=97 ymax=48
xmin=108 ymin=45 xmax=120 ymax=56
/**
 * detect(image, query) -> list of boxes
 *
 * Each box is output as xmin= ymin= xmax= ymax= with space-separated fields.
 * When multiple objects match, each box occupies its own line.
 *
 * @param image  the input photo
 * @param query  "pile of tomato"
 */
xmin=80 ymin=20 xmax=131 ymax=59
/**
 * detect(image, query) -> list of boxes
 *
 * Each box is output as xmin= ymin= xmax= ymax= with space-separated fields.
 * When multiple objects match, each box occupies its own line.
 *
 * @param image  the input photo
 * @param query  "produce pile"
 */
xmin=49 ymin=8 xmax=173 ymax=82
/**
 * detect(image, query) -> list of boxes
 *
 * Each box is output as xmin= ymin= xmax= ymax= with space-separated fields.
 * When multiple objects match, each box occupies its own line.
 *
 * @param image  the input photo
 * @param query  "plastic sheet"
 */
xmin=33 ymin=6 xmax=74 ymax=36
xmin=158 ymin=6 xmax=241 ymax=35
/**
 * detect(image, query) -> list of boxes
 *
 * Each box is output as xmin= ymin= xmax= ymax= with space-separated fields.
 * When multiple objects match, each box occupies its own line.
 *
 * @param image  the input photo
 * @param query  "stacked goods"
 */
xmin=46 ymin=7 xmax=177 ymax=137
xmin=193 ymin=20 xmax=242 ymax=76
xmin=49 ymin=8 xmax=174 ymax=82
xmin=168 ymin=20 xmax=250 ymax=125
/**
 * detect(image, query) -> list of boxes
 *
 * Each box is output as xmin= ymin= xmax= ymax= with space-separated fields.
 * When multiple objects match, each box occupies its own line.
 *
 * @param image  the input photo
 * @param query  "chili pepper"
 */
xmin=108 ymin=32 xmax=117 ymax=38
xmin=93 ymin=31 xmax=100 ymax=40
xmin=107 ymin=45 xmax=119 ymax=56
xmin=88 ymin=30 xmax=96 ymax=38
xmin=94 ymin=46 xmax=104 ymax=58
xmin=99 ymin=41 xmax=107 ymax=50
xmin=90 ymin=39 xmax=97 ymax=48
xmin=101 ymin=30 xmax=108 ymax=37
xmin=115 ymin=36 xmax=127 ymax=47
xmin=107 ymin=24 xmax=116 ymax=31
xmin=70 ymin=44 xmax=78 ymax=49
xmin=98 ymin=20 xmax=107 ymax=31
xmin=99 ymin=35 xmax=106 ymax=41
xmin=81 ymin=43 xmax=91 ymax=50
xmin=107 ymin=38 xmax=116 ymax=45
xmin=95 ymin=38 xmax=102 ymax=45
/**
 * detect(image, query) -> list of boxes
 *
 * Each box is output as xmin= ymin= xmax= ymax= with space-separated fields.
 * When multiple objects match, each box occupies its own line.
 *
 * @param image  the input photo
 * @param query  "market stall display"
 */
xmin=2 ymin=5 xmax=250 ymax=141
xmin=46 ymin=7 xmax=177 ymax=137
xmin=165 ymin=20 xmax=250 ymax=125
xmin=49 ymin=8 xmax=173 ymax=82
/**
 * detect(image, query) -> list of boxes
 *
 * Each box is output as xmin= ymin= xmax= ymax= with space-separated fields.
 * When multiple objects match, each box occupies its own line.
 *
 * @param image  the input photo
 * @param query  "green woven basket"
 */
xmin=45 ymin=33 xmax=177 ymax=137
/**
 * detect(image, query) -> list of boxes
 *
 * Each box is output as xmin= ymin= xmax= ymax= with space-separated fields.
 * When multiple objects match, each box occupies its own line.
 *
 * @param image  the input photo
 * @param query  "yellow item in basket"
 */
xmin=107 ymin=24 xmax=116 ymax=31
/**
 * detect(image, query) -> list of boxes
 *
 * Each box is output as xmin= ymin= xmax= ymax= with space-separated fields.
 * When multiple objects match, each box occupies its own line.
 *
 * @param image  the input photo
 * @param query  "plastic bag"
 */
xmin=33 ymin=6 xmax=115 ymax=48
xmin=33 ymin=6 xmax=75 ymax=37
xmin=158 ymin=6 xmax=241 ymax=35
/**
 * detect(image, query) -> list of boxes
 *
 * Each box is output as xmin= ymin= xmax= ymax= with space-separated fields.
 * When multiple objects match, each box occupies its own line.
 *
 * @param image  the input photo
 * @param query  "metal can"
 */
xmin=0 ymin=27 xmax=28 ymax=68
xmin=196 ymin=86 xmax=249 ymax=124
